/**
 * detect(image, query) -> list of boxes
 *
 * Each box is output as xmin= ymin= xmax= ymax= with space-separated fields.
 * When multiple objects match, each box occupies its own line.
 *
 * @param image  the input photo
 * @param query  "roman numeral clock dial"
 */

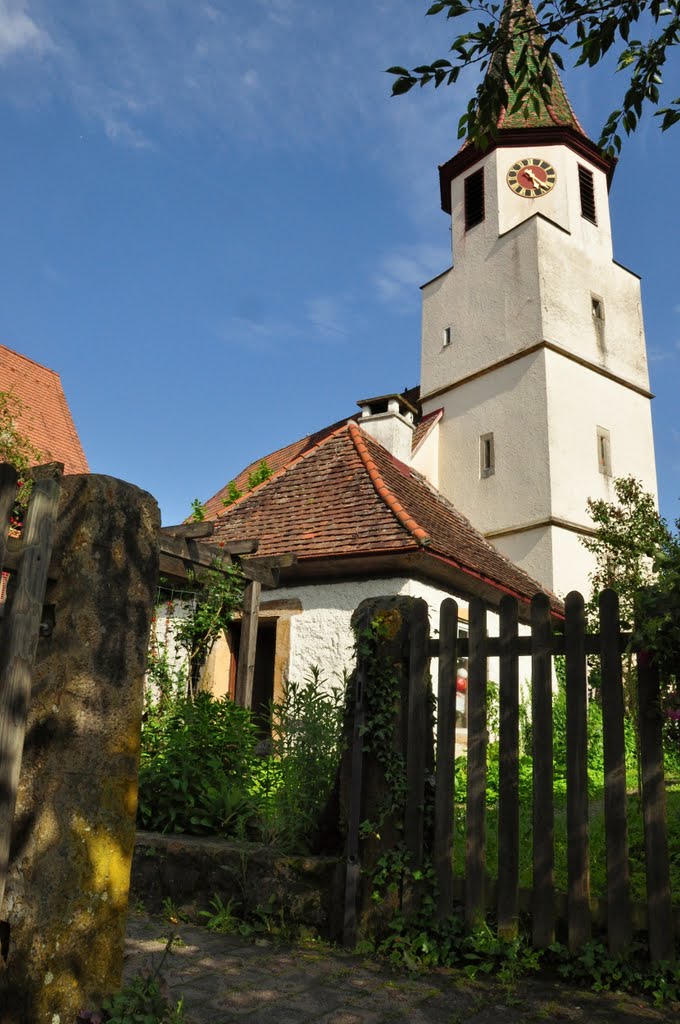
xmin=507 ymin=158 xmax=557 ymax=198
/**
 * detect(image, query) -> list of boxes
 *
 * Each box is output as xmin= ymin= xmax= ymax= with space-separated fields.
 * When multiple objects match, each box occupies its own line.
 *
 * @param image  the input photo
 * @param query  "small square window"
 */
xmin=480 ymin=432 xmax=495 ymax=478
xmin=443 ymin=326 xmax=452 ymax=347
xmin=597 ymin=427 xmax=611 ymax=476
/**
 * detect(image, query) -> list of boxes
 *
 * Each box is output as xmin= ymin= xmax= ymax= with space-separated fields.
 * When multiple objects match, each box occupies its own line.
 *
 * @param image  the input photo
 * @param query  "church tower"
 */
xmin=419 ymin=0 xmax=658 ymax=597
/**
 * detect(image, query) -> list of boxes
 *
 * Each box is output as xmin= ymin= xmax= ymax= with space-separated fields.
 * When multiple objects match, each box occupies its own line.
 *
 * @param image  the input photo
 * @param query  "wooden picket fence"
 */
xmin=347 ymin=592 xmax=676 ymax=961
xmin=0 ymin=463 xmax=62 ymax=915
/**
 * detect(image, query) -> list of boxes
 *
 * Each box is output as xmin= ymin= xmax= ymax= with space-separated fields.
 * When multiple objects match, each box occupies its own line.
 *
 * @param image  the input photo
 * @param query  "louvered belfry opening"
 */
xmin=578 ymin=164 xmax=597 ymax=224
xmin=464 ymin=167 xmax=485 ymax=230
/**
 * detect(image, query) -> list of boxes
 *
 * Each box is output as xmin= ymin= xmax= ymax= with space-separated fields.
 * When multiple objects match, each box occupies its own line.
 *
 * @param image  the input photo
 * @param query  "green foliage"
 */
xmin=170 ymin=562 xmax=244 ymax=690
xmin=222 ymin=480 xmax=243 ymax=507
xmin=199 ymin=892 xmax=294 ymax=940
xmin=247 ymin=459 xmax=273 ymax=490
xmin=0 ymin=389 xmax=43 ymax=510
xmin=260 ymin=669 xmax=345 ymax=851
xmin=387 ymin=1 xmax=680 ymax=155
xmin=138 ymin=690 xmax=260 ymax=836
xmin=100 ymin=974 xmax=186 ymax=1024
xmin=548 ymin=939 xmax=680 ymax=1005
xmin=581 ymin=476 xmax=672 ymax=627
xmin=222 ymin=458 xmax=272 ymax=507
xmin=188 ymin=498 xmax=206 ymax=522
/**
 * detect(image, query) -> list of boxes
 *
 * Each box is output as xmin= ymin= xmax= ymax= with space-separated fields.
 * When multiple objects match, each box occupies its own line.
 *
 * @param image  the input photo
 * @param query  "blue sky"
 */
xmin=0 ymin=1 xmax=678 ymax=528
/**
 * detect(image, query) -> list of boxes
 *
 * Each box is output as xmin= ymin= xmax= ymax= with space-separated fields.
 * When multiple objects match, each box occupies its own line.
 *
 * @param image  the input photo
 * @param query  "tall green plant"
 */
xmin=262 ymin=669 xmax=345 ymax=852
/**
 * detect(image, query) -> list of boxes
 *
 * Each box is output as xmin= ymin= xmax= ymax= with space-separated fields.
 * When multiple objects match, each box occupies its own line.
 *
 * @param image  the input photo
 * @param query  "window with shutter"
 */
xmin=464 ymin=168 xmax=485 ymax=231
xmin=578 ymin=165 xmax=597 ymax=224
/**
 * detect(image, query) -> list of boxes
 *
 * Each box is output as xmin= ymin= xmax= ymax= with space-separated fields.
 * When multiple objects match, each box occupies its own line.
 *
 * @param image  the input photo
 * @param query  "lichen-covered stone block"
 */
xmin=0 ymin=474 xmax=160 ymax=1023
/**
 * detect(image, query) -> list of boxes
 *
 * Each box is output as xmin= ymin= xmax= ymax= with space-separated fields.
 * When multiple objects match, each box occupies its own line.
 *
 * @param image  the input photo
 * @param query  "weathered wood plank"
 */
xmin=404 ymin=600 xmax=430 ymax=914
xmin=233 ymin=580 xmax=261 ymax=709
xmin=242 ymin=553 xmax=297 ymax=570
xmin=599 ymin=589 xmax=632 ymax=954
xmin=497 ymin=594 xmax=520 ymax=941
xmin=465 ymin=597 xmax=487 ymax=928
xmin=0 ymin=464 xmax=18 ymax=575
xmin=430 ymin=632 xmax=634 ymax=660
xmin=531 ymin=592 xmax=555 ymax=947
xmin=0 ymin=476 xmax=62 ymax=913
xmin=637 ymin=647 xmax=675 ymax=962
xmin=565 ymin=591 xmax=590 ymax=951
xmin=343 ymin=608 xmax=370 ymax=948
xmin=240 ymin=562 xmax=278 ymax=588
xmin=434 ymin=599 xmax=458 ymax=922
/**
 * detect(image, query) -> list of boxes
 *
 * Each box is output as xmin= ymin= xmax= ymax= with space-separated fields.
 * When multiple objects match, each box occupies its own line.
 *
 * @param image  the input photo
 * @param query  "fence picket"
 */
xmin=637 ymin=648 xmax=675 ymax=962
xmin=465 ymin=597 xmax=487 ymax=928
xmin=497 ymin=595 xmax=519 ymax=941
xmin=434 ymin=599 xmax=458 ymax=921
xmin=565 ymin=591 xmax=590 ymax=950
xmin=531 ymin=592 xmax=555 ymax=947
xmin=599 ymin=589 xmax=632 ymax=953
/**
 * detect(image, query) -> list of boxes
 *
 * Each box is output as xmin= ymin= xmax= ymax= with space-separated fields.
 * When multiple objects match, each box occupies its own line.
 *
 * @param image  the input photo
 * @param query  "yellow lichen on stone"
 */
xmin=72 ymin=816 xmax=131 ymax=910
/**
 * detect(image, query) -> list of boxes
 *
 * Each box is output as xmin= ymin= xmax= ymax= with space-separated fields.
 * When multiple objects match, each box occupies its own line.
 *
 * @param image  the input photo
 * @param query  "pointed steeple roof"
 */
xmin=438 ymin=0 xmax=614 ymax=212
xmin=489 ymin=0 xmax=584 ymax=133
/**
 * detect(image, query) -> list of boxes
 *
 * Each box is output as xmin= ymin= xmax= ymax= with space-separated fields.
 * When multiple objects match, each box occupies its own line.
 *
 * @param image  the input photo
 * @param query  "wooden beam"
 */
xmin=241 ymin=562 xmax=278 ymax=588
xmin=234 ymin=581 xmax=261 ymax=708
xmin=241 ymin=553 xmax=297 ymax=570
xmin=161 ymin=522 xmax=215 ymax=539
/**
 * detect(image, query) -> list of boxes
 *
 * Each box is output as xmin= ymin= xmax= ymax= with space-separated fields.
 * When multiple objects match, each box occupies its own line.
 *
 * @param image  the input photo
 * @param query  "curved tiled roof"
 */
xmin=209 ymin=420 xmax=558 ymax=610
xmin=0 ymin=344 xmax=88 ymax=475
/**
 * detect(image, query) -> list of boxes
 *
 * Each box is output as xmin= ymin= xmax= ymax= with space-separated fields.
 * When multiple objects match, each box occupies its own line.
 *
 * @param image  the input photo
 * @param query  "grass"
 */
xmin=452 ymin=785 xmax=680 ymax=905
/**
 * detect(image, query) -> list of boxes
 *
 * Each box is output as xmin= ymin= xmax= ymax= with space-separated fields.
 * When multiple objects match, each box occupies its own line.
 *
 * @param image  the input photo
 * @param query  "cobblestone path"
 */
xmin=124 ymin=913 xmax=676 ymax=1024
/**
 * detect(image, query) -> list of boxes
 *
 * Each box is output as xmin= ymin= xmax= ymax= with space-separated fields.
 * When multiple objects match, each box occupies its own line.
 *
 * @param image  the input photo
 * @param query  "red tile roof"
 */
xmin=0 ymin=344 xmax=89 ymax=475
xmin=209 ymin=420 xmax=558 ymax=610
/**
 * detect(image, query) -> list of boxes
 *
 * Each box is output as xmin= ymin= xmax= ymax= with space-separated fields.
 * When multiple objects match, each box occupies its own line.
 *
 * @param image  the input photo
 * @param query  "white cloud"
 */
xmin=0 ymin=0 xmax=53 ymax=60
xmin=306 ymin=296 xmax=352 ymax=339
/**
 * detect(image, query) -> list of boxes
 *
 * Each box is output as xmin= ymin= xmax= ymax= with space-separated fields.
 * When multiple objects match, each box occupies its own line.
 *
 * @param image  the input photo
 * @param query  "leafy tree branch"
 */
xmin=388 ymin=1 xmax=680 ymax=154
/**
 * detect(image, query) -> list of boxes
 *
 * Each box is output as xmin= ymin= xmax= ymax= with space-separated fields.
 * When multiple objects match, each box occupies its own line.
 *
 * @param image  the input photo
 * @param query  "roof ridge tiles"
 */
xmin=347 ymin=419 xmax=431 ymax=547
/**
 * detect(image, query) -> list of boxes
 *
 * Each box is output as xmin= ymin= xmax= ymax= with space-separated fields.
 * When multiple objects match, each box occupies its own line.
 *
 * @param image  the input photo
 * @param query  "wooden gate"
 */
xmin=344 ymin=592 xmax=676 ymax=961
xmin=0 ymin=463 xmax=62 ymax=913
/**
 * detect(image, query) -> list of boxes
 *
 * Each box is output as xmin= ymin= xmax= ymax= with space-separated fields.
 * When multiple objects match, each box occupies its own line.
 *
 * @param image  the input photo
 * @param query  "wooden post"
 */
xmin=404 ymin=600 xmax=431 ymax=913
xmin=465 ymin=597 xmax=487 ymax=928
xmin=434 ymin=599 xmax=458 ymax=922
xmin=531 ymin=592 xmax=554 ymax=948
xmin=497 ymin=595 xmax=519 ymax=941
xmin=343 ymin=608 xmax=369 ymax=948
xmin=234 ymin=580 xmax=261 ymax=708
xmin=637 ymin=647 xmax=674 ymax=962
xmin=0 ymin=476 xmax=61 ymax=914
xmin=565 ymin=591 xmax=590 ymax=951
xmin=599 ymin=589 xmax=631 ymax=953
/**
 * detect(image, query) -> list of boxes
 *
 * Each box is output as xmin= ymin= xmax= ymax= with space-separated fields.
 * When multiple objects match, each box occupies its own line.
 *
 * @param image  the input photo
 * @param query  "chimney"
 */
xmin=356 ymin=393 xmax=416 ymax=464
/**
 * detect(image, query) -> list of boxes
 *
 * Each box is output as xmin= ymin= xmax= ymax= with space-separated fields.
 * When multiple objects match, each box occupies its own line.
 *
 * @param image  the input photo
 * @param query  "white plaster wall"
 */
xmin=492 ymin=526 xmax=556 ymax=595
xmin=410 ymin=419 xmax=440 ymax=488
xmin=273 ymin=576 xmax=469 ymax=692
xmin=433 ymin=349 xmax=552 ymax=535
xmin=421 ymin=213 xmax=543 ymax=398
xmin=359 ymin=412 xmax=415 ymax=464
xmin=545 ymin=347 xmax=658 ymax=527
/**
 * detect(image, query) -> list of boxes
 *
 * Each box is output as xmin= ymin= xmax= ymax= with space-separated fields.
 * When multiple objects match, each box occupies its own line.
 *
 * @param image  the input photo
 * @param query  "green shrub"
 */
xmin=137 ymin=691 xmax=260 ymax=836
xmin=258 ymin=669 xmax=345 ymax=851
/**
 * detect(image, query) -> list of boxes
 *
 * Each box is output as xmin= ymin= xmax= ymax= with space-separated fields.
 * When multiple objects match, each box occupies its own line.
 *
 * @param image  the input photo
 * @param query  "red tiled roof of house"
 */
xmin=209 ymin=420 xmax=558 ymax=609
xmin=0 ymin=344 xmax=89 ymax=475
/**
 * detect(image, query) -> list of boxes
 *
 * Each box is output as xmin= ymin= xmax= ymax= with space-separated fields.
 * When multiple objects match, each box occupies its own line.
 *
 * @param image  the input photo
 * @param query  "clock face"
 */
xmin=507 ymin=158 xmax=557 ymax=198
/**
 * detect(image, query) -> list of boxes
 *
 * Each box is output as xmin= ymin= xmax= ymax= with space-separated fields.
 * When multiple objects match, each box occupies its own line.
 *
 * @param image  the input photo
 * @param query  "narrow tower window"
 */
xmin=443 ymin=326 xmax=452 ymax=347
xmin=597 ymin=427 xmax=612 ymax=476
xmin=480 ymin=432 xmax=495 ymax=478
xmin=578 ymin=165 xmax=597 ymax=224
xmin=464 ymin=168 xmax=485 ymax=231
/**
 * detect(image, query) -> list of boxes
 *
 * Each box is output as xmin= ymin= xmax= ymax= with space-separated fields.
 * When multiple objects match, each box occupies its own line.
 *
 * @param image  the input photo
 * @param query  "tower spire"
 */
xmin=488 ymin=0 xmax=584 ymax=134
